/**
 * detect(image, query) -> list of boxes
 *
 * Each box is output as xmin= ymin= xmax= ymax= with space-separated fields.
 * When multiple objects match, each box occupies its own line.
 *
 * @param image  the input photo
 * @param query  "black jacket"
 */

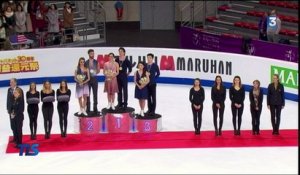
xmin=267 ymin=83 xmax=285 ymax=106
xmin=249 ymin=88 xmax=264 ymax=109
xmin=7 ymin=87 xmax=24 ymax=114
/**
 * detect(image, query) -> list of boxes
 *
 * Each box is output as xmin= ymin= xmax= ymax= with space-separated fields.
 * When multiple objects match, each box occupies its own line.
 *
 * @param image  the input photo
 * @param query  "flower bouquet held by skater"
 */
xmin=104 ymin=53 xmax=119 ymax=110
xmin=134 ymin=61 xmax=150 ymax=117
xmin=75 ymin=57 xmax=90 ymax=116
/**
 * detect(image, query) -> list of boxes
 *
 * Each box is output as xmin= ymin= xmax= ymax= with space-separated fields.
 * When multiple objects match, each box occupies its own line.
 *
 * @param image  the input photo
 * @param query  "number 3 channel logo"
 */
xmin=268 ymin=16 xmax=277 ymax=27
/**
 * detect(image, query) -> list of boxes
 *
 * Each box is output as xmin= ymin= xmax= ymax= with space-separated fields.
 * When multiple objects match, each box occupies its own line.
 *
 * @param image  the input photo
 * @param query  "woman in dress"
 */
xmin=26 ymin=82 xmax=40 ymax=140
xmin=14 ymin=3 xmax=26 ymax=34
xmin=104 ymin=53 xmax=119 ymax=110
xmin=56 ymin=80 xmax=71 ymax=137
xmin=134 ymin=61 xmax=149 ymax=116
xmin=74 ymin=57 xmax=90 ymax=116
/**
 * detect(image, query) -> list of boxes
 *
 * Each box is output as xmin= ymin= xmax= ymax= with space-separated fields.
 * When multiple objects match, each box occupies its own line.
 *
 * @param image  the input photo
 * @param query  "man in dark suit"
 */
xmin=115 ymin=47 xmax=132 ymax=109
xmin=146 ymin=53 xmax=160 ymax=115
xmin=7 ymin=78 xmax=24 ymax=143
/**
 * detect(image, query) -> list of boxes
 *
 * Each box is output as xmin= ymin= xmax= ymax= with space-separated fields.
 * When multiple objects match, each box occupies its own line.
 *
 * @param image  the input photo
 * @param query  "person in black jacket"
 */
xmin=56 ymin=80 xmax=71 ymax=137
xmin=189 ymin=78 xmax=205 ymax=135
xmin=10 ymin=87 xmax=24 ymax=148
xmin=26 ymin=82 xmax=40 ymax=140
xmin=7 ymin=78 xmax=24 ymax=143
xmin=229 ymin=76 xmax=245 ymax=135
xmin=267 ymin=74 xmax=285 ymax=135
xmin=115 ymin=47 xmax=132 ymax=110
xmin=211 ymin=75 xmax=226 ymax=136
xmin=146 ymin=53 xmax=160 ymax=115
xmin=41 ymin=80 xmax=55 ymax=139
xmin=249 ymin=80 xmax=264 ymax=135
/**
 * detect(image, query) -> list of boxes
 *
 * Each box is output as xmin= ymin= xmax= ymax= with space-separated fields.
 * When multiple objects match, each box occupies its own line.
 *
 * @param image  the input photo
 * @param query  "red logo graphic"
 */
xmin=97 ymin=54 xmax=109 ymax=69
xmin=160 ymin=55 xmax=175 ymax=71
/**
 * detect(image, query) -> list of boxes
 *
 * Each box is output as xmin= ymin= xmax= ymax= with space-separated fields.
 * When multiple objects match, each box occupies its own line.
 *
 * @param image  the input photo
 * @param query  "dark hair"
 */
xmin=147 ymin=53 xmax=154 ymax=58
xmin=60 ymin=80 xmax=68 ymax=91
xmin=16 ymin=3 xmax=24 ymax=11
xmin=108 ymin=52 xmax=115 ymax=57
xmin=64 ymin=2 xmax=73 ymax=11
xmin=87 ymin=49 xmax=94 ymax=54
xmin=232 ymin=75 xmax=242 ymax=87
xmin=29 ymin=82 xmax=37 ymax=92
xmin=193 ymin=78 xmax=201 ymax=87
xmin=213 ymin=75 xmax=224 ymax=88
xmin=118 ymin=47 xmax=126 ymax=53
xmin=136 ymin=61 xmax=146 ymax=69
xmin=49 ymin=4 xmax=57 ymax=10
xmin=77 ymin=57 xmax=85 ymax=69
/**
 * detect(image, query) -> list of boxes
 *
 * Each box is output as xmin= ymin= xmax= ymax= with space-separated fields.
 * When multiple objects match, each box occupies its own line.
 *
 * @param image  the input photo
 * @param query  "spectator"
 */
xmin=63 ymin=2 xmax=74 ymax=43
xmin=19 ymin=0 xmax=33 ymax=32
xmin=15 ymin=3 xmax=27 ymax=34
xmin=46 ymin=4 xmax=59 ymax=33
xmin=28 ymin=0 xmax=38 ymax=33
xmin=258 ymin=11 xmax=268 ymax=41
xmin=0 ymin=12 xmax=6 ymax=39
xmin=4 ymin=5 xmax=16 ymax=36
xmin=35 ymin=0 xmax=47 ymax=33
xmin=267 ymin=9 xmax=281 ymax=43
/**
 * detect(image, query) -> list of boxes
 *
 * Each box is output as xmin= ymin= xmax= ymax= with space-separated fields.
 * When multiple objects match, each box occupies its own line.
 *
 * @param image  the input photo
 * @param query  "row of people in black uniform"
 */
xmin=189 ymin=74 xmax=285 ymax=136
xmin=7 ymin=78 xmax=71 ymax=148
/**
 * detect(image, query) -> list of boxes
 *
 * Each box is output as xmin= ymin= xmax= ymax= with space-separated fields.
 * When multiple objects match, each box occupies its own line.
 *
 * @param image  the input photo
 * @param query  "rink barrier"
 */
xmin=0 ymin=76 xmax=297 ymax=102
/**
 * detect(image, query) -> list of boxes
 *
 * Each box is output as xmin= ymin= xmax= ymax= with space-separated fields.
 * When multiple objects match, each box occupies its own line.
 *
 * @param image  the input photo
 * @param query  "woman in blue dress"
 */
xmin=134 ymin=61 xmax=150 ymax=117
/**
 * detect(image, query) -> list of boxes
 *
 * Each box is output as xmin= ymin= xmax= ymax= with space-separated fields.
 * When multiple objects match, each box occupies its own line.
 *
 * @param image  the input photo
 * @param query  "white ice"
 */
xmin=0 ymin=83 xmax=298 ymax=174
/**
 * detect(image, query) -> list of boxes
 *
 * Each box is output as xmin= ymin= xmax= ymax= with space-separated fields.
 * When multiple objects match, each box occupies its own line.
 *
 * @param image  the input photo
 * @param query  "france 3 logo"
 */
xmin=19 ymin=144 xmax=39 ymax=156
xmin=268 ymin=16 xmax=278 ymax=29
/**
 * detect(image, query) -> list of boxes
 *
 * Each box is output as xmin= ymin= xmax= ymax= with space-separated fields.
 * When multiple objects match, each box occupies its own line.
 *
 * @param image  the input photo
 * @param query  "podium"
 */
xmin=135 ymin=113 xmax=162 ymax=133
xmin=102 ymin=107 xmax=135 ymax=133
xmin=74 ymin=111 xmax=102 ymax=134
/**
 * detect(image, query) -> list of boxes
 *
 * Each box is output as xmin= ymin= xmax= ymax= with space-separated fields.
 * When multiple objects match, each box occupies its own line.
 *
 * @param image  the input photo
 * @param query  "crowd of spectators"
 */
xmin=0 ymin=0 xmax=74 ymax=51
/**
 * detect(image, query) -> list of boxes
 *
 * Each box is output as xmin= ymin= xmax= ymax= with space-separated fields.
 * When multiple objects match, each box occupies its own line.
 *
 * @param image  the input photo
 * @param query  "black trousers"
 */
xmin=231 ymin=103 xmax=244 ymax=131
xmin=270 ymin=105 xmax=282 ymax=132
xmin=42 ymin=104 xmax=54 ymax=134
xmin=87 ymin=76 xmax=98 ymax=111
xmin=212 ymin=103 xmax=225 ymax=132
xmin=147 ymin=84 xmax=157 ymax=113
xmin=27 ymin=104 xmax=39 ymax=136
xmin=250 ymin=106 xmax=262 ymax=133
xmin=191 ymin=105 xmax=203 ymax=132
xmin=259 ymin=32 xmax=268 ymax=41
xmin=117 ymin=75 xmax=128 ymax=107
xmin=9 ymin=115 xmax=16 ymax=141
xmin=11 ymin=116 xmax=23 ymax=145
xmin=57 ymin=103 xmax=69 ymax=134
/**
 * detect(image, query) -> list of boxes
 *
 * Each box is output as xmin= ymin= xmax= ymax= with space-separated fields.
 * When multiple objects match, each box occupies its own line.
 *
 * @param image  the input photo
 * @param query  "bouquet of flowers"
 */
xmin=139 ymin=76 xmax=148 ymax=86
xmin=105 ymin=70 xmax=114 ymax=81
xmin=77 ymin=74 xmax=86 ymax=83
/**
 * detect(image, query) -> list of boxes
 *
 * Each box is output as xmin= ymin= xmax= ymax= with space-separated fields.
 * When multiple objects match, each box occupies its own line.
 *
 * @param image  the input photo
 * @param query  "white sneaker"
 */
xmin=140 ymin=110 xmax=144 ymax=117
xmin=77 ymin=109 xmax=82 ymax=115
xmin=82 ymin=110 xmax=88 ymax=116
xmin=111 ymin=103 xmax=115 ymax=110
xmin=107 ymin=103 xmax=111 ymax=109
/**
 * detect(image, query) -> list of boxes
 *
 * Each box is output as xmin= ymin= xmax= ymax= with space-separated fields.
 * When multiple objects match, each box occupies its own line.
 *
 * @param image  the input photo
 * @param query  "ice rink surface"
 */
xmin=0 ymin=83 xmax=298 ymax=174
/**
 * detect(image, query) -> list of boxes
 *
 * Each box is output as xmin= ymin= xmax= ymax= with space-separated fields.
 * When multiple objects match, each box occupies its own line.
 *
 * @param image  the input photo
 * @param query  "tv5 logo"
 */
xmin=19 ymin=144 xmax=39 ymax=156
